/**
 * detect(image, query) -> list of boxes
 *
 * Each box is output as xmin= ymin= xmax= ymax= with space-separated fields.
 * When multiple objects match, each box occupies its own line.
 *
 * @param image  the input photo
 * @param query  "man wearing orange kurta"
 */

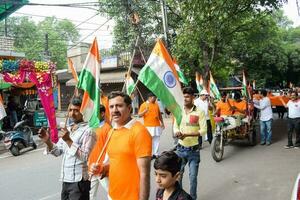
xmin=139 ymin=93 xmax=165 ymax=159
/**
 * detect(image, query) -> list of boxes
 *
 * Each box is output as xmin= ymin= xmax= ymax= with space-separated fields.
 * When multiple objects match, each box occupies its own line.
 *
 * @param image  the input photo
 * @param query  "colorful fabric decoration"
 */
xmin=0 ymin=59 xmax=58 ymax=143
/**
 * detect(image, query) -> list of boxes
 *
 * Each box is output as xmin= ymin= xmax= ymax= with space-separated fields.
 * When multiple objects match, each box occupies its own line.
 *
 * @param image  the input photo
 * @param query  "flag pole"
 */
xmin=63 ymin=58 xmax=80 ymax=128
xmin=129 ymin=42 xmax=148 ymax=96
xmin=136 ymin=86 xmax=145 ymax=102
xmin=63 ymin=87 xmax=79 ymax=129
xmin=122 ymin=36 xmax=140 ymax=93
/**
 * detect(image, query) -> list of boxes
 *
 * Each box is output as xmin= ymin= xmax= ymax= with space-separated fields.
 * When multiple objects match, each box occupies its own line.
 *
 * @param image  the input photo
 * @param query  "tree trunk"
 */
xmin=201 ymin=41 xmax=210 ymax=89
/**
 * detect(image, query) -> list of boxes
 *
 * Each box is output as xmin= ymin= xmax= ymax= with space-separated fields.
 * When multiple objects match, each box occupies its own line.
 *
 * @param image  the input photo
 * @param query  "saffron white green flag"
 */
xmin=138 ymin=39 xmax=184 ymax=124
xmin=242 ymin=71 xmax=249 ymax=99
xmin=195 ymin=72 xmax=204 ymax=93
xmin=125 ymin=73 xmax=135 ymax=95
xmin=173 ymin=60 xmax=188 ymax=85
xmin=209 ymin=71 xmax=221 ymax=100
xmin=77 ymin=38 xmax=100 ymax=128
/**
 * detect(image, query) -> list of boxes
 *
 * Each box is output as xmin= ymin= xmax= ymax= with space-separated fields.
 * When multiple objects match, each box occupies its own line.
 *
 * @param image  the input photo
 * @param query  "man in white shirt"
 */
xmin=39 ymin=97 xmax=96 ymax=200
xmin=253 ymin=90 xmax=273 ymax=145
xmin=194 ymin=89 xmax=213 ymax=147
xmin=280 ymin=91 xmax=300 ymax=149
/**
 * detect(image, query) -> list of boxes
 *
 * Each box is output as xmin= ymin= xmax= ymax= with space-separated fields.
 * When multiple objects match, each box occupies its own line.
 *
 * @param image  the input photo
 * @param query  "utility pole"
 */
xmin=4 ymin=19 xmax=8 ymax=37
xmin=297 ymin=0 xmax=300 ymax=16
xmin=160 ymin=0 xmax=168 ymax=46
xmin=44 ymin=33 xmax=50 ymax=61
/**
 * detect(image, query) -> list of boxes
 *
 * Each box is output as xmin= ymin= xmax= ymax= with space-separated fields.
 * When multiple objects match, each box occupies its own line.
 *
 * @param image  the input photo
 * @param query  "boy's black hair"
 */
xmin=71 ymin=97 xmax=82 ymax=107
xmin=154 ymin=151 xmax=182 ymax=176
xmin=182 ymin=87 xmax=194 ymax=95
xmin=108 ymin=91 xmax=132 ymax=106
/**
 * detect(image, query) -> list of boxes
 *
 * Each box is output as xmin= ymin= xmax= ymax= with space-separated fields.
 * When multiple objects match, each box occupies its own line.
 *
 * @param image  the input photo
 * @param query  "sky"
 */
xmin=9 ymin=0 xmax=300 ymax=50
xmin=11 ymin=0 xmax=115 ymax=49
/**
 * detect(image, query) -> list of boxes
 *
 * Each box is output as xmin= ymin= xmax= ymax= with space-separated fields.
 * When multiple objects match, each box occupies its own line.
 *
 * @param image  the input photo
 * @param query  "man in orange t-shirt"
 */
xmin=230 ymin=92 xmax=247 ymax=117
xmin=215 ymin=92 xmax=232 ymax=116
xmin=88 ymin=105 xmax=112 ymax=200
xmin=139 ymin=93 xmax=164 ymax=159
xmin=91 ymin=91 xmax=152 ymax=200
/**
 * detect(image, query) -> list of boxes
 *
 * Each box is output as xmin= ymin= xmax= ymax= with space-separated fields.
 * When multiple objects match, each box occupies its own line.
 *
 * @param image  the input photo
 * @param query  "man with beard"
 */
xmin=91 ymin=91 xmax=152 ymax=200
xmin=38 ymin=97 xmax=96 ymax=200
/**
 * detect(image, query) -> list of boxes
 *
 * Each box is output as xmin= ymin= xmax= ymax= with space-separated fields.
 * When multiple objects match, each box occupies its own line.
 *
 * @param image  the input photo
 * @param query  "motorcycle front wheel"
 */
xmin=10 ymin=145 xmax=20 ymax=156
xmin=211 ymin=135 xmax=224 ymax=162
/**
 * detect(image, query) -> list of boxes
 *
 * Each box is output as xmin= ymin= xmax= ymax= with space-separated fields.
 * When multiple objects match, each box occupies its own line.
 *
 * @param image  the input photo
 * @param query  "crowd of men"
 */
xmin=38 ymin=87 xmax=300 ymax=200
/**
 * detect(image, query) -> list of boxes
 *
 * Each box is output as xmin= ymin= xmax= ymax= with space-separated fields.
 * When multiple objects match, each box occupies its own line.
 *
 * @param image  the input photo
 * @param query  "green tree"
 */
xmin=98 ymin=0 xmax=287 ymax=87
xmin=0 ymin=16 xmax=79 ymax=69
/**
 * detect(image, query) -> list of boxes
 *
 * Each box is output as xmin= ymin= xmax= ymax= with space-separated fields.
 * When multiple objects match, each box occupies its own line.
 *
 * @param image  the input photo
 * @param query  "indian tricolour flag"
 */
xmin=173 ymin=59 xmax=188 ymax=85
xmin=125 ymin=73 xmax=135 ymax=95
xmin=242 ymin=71 xmax=249 ymax=99
xmin=77 ymin=38 xmax=100 ymax=128
xmin=138 ymin=39 xmax=184 ymax=124
xmin=195 ymin=71 xmax=204 ymax=93
xmin=209 ymin=71 xmax=221 ymax=100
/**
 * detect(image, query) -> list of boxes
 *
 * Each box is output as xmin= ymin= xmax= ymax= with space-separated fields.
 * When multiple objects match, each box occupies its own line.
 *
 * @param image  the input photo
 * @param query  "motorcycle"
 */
xmin=3 ymin=114 xmax=37 ymax=156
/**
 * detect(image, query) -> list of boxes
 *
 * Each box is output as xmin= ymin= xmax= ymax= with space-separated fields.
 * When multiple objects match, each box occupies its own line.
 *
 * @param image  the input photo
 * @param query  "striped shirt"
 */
xmin=48 ymin=122 xmax=96 ymax=183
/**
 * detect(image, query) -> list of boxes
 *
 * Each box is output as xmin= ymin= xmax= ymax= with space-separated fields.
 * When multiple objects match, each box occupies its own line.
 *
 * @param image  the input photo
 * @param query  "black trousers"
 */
xmin=287 ymin=118 xmax=300 ymax=146
xmin=199 ymin=120 xmax=213 ymax=145
xmin=61 ymin=179 xmax=90 ymax=200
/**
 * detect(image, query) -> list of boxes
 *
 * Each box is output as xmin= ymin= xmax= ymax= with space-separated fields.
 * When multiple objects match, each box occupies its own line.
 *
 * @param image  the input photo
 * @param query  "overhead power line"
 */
xmin=14 ymin=12 xmax=103 ymax=26
xmin=68 ymin=18 xmax=112 ymax=50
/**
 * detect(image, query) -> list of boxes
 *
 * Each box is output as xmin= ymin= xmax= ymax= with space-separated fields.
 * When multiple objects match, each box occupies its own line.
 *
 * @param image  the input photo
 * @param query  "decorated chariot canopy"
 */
xmin=0 ymin=59 xmax=58 ymax=143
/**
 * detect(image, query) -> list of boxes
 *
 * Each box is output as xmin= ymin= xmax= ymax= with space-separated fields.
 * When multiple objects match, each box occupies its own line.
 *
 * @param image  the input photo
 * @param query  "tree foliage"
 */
xmin=99 ymin=0 xmax=300 ymax=88
xmin=0 ymin=16 xmax=79 ymax=69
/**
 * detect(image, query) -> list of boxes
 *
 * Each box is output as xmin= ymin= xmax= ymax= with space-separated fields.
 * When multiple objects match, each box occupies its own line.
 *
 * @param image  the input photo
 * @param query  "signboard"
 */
xmin=34 ymin=111 xmax=48 ymax=127
xmin=101 ymin=56 xmax=118 ymax=69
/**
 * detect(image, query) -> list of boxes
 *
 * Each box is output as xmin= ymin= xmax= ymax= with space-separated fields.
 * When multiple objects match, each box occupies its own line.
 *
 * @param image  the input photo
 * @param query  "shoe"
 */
xmin=198 ymin=144 xmax=203 ymax=150
xmin=294 ymin=146 xmax=300 ymax=149
xmin=284 ymin=145 xmax=294 ymax=149
xmin=266 ymin=142 xmax=271 ymax=146
xmin=260 ymin=142 xmax=266 ymax=145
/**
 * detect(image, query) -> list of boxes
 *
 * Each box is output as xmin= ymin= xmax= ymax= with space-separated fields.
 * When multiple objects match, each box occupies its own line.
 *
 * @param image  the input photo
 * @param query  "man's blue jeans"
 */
xmin=260 ymin=119 xmax=273 ymax=143
xmin=176 ymin=146 xmax=200 ymax=200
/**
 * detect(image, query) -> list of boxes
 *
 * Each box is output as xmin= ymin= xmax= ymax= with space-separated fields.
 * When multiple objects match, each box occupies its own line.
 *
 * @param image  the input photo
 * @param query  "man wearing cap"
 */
xmin=194 ymin=89 xmax=214 ymax=147
xmin=139 ymin=92 xmax=165 ymax=159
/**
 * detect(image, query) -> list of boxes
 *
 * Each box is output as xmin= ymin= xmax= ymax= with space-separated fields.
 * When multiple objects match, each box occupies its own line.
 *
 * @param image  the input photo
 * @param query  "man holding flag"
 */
xmin=38 ymin=97 xmax=96 ymax=200
xmin=96 ymin=91 xmax=152 ymax=200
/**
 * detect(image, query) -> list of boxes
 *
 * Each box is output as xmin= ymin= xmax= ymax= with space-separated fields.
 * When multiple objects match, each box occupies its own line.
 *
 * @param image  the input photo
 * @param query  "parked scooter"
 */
xmin=3 ymin=114 xmax=37 ymax=156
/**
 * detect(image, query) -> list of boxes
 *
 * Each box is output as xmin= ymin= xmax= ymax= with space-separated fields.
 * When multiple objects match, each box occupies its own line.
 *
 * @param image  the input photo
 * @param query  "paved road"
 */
xmin=0 ymin=117 xmax=299 ymax=200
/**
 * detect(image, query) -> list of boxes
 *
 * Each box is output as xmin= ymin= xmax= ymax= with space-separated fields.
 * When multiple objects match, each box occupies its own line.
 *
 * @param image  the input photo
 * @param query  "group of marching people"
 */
xmin=38 ymin=90 xmax=194 ymax=200
xmin=37 ymin=86 xmax=300 ymax=200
